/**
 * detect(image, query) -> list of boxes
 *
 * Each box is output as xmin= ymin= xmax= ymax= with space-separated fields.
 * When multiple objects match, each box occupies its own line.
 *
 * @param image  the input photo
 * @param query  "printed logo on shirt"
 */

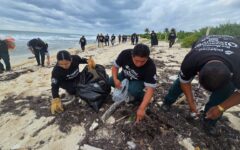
xmin=51 ymin=78 xmax=58 ymax=84
xmin=123 ymin=65 xmax=139 ymax=80
xmin=66 ymin=69 xmax=79 ymax=80
xmin=225 ymin=50 xmax=234 ymax=55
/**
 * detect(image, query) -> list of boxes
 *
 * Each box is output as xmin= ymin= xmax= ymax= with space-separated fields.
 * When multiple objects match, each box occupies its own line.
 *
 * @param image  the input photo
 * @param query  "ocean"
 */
xmin=0 ymin=30 xmax=96 ymax=65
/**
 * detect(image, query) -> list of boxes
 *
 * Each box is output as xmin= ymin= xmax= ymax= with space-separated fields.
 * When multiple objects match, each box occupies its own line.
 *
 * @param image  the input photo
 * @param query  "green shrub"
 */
xmin=181 ymin=33 xmax=202 ymax=48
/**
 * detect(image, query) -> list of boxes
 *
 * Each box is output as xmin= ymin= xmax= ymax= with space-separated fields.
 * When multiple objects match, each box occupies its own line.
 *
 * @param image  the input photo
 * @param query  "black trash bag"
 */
xmin=76 ymin=64 xmax=111 ymax=112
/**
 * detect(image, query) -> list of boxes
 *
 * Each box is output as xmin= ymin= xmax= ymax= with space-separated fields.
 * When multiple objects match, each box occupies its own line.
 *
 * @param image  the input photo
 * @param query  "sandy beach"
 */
xmin=0 ymin=40 xmax=240 ymax=150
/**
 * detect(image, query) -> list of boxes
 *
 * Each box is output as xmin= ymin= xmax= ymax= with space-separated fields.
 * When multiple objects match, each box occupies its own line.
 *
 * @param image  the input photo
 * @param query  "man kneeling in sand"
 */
xmin=109 ymin=44 xmax=157 ymax=123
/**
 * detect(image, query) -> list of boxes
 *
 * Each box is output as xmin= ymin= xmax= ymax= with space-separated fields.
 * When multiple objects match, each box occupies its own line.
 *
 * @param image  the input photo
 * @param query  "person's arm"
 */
xmin=51 ymin=73 xmax=64 ymax=114
xmin=46 ymin=53 xmax=50 ymax=66
xmin=28 ymin=46 xmax=34 ymax=55
xmin=180 ymin=82 xmax=198 ymax=113
xmin=136 ymin=87 xmax=154 ymax=123
xmin=51 ymin=78 xmax=60 ymax=99
xmin=112 ymin=65 xmax=121 ymax=88
xmin=206 ymin=92 xmax=240 ymax=119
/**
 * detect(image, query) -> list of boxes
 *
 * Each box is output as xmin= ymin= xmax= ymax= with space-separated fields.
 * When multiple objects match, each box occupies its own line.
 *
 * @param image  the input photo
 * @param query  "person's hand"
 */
xmin=87 ymin=56 xmax=96 ymax=70
xmin=189 ymin=112 xmax=200 ymax=120
xmin=135 ymin=107 xmax=145 ymax=123
xmin=114 ymin=79 xmax=122 ymax=89
xmin=206 ymin=106 xmax=223 ymax=120
xmin=51 ymin=98 xmax=64 ymax=114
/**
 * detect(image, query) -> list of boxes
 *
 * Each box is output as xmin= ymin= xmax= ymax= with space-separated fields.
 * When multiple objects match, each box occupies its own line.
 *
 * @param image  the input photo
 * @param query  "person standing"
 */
xmin=111 ymin=34 xmax=116 ymax=46
xmin=27 ymin=38 xmax=50 ymax=67
xmin=118 ymin=34 xmax=121 ymax=44
xmin=79 ymin=36 xmax=87 ymax=52
xmin=99 ymin=34 xmax=104 ymax=48
xmin=150 ymin=31 xmax=158 ymax=47
xmin=168 ymin=28 xmax=177 ymax=48
xmin=105 ymin=34 xmax=109 ymax=46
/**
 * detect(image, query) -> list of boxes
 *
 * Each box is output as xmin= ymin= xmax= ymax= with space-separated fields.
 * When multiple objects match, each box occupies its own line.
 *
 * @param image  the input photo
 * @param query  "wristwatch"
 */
xmin=217 ymin=105 xmax=225 ymax=112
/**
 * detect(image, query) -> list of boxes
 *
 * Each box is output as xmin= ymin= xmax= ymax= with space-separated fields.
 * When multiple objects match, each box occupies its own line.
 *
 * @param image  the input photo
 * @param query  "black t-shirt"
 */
xmin=80 ymin=37 xmax=86 ymax=44
xmin=51 ymin=55 xmax=88 ymax=98
xmin=168 ymin=32 xmax=176 ymax=40
xmin=0 ymin=40 xmax=8 ymax=51
xmin=179 ymin=35 xmax=240 ymax=89
xmin=114 ymin=49 xmax=157 ymax=88
xmin=28 ymin=38 xmax=48 ymax=53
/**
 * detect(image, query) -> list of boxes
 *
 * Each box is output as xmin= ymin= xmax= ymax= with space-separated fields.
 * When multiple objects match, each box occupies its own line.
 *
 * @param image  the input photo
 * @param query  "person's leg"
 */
xmin=1 ymin=51 xmax=11 ymax=71
xmin=108 ymin=72 xmax=125 ymax=87
xmin=203 ymin=82 xmax=235 ymax=125
xmin=34 ymin=49 xmax=41 ymax=65
xmin=0 ymin=60 xmax=4 ymax=73
xmin=164 ymin=77 xmax=183 ymax=106
xmin=128 ymin=80 xmax=145 ymax=101
xmin=40 ymin=50 xmax=45 ymax=67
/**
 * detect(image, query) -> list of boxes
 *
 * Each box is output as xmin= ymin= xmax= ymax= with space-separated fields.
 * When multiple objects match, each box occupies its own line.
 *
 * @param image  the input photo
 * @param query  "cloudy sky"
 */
xmin=0 ymin=0 xmax=239 ymax=34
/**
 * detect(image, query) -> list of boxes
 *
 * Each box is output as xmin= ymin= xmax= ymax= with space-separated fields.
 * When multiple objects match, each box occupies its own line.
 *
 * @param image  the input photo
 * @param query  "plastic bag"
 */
xmin=76 ymin=64 xmax=111 ymax=111
xmin=112 ymin=79 xmax=130 ymax=102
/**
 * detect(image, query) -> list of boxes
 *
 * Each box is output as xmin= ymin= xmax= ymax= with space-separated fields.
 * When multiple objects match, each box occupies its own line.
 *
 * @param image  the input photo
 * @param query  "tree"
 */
xmin=144 ymin=28 xmax=150 ymax=34
xmin=164 ymin=28 xmax=169 ymax=40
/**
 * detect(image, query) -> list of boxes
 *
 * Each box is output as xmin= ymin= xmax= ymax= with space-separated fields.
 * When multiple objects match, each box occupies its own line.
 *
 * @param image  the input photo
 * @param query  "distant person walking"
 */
xmin=98 ymin=34 xmax=104 ymax=48
xmin=168 ymin=28 xmax=177 ymax=48
xmin=150 ymin=31 xmax=158 ymax=47
xmin=111 ymin=34 xmax=116 ymax=46
xmin=105 ymin=34 xmax=109 ymax=46
xmin=79 ymin=36 xmax=87 ymax=52
xmin=27 ymin=38 xmax=50 ymax=67
xmin=118 ymin=34 xmax=121 ymax=44
xmin=135 ymin=34 xmax=139 ymax=45
xmin=131 ymin=33 xmax=136 ymax=45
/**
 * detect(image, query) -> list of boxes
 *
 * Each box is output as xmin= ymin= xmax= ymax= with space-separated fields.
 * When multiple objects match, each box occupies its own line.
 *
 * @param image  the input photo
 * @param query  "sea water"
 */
xmin=0 ymin=30 xmax=96 ymax=65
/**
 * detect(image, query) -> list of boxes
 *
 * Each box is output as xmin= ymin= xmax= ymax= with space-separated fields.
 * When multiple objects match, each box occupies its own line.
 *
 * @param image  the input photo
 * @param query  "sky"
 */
xmin=0 ymin=0 xmax=240 ymax=34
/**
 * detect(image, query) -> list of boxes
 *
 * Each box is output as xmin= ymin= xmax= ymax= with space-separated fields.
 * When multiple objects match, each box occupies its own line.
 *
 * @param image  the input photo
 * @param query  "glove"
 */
xmin=87 ymin=56 xmax=96 ymax=70
xmin=189 ymin=112 xmax=199 ymax=120
xmin=51 ymin=98 xmax=64 ymax=114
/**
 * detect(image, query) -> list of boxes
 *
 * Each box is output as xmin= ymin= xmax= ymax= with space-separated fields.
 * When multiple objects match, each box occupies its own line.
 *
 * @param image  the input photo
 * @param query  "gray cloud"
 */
xmin=0 ymin=0 xmax=239 ymax=34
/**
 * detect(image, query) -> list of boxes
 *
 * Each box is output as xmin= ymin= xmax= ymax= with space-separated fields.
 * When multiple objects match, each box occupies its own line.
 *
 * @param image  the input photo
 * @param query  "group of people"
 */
xmin=0 ymin=38 xmax=50 ymax=73
xmin=150 ymin=29 xmax=177 ymax=48
xmin=95 ymin=34 xmax=129 ymax=48
xmin=131 ymin=33 xmax=139 ymax=45
xmin=1 ymin=33 xmax=240 ymax=137
xmin=50 ymin=34 xmax=240 ymax=137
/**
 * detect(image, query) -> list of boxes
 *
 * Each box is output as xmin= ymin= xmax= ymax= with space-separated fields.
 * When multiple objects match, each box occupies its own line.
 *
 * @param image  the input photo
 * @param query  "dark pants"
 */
xmin=81 ymin=44 xmax=85 ymax=51
xmin=34 ymin=49 xmax=46 ymax=66
xmin=0 ymin=50 xmax=11 ymax=71
xmin=169 ymin=40 xmax=175 ymax=48
xmin=109 ymin=72 xmax=145 ymax=101
xmin=105 ymin=40 xmax=109 ymax=46
xmin=164 ymin=77 xmax=235 ymax=125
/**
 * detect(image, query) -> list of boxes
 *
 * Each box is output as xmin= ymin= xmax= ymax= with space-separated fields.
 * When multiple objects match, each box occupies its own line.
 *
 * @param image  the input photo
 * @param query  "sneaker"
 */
xmin=160 ymin=103 xmax=171 ymax=112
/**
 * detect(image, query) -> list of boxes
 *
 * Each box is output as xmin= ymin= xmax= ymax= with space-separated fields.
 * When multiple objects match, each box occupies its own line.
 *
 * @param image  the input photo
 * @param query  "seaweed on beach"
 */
xmin=0 ymin=68 xmax=34 ymax=81
xmin=0 ymin=54 xmax=240 ymax=150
